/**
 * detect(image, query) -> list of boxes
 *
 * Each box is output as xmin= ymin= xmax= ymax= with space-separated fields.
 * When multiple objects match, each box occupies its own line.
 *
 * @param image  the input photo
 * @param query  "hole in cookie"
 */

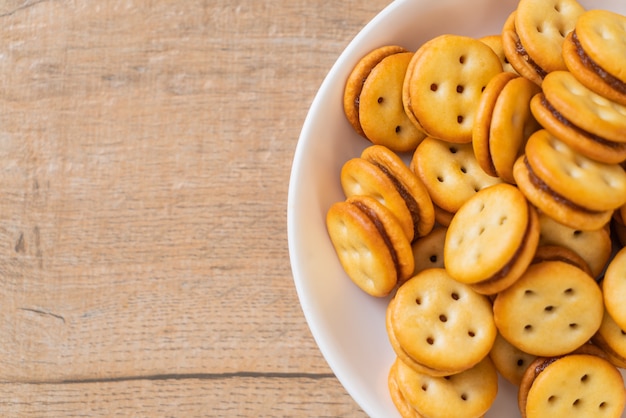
xmin=621 ymin=329 xmax=626 ymax=336
xmin=548 ymin=395 xmax=557 ymax=403
xmin=573 ymin=230 xmax=583 ymax=237
xmin=437 ymin=176 xmax=444 ymax=183
xmin=581 ymin=374 xmax=589 ymax=383
xmin=481 ymin=85 xmax=486 ymax=92
xmin=429 ymin=255 xmax=438 ymax=263
xmin=439 ymin=314 xmax=447 ymax=322
xmin=449 ymin=146 xmax=458 ymax=154
xmin=416 ymin=297 xmax=422 ymax=305
xmin=451 ymin=292 xmax=460 ymax=300
xmin=395 ymin=125 xmax=401 ymax=134
xmin=564 ymin=288 xmax=574 ymax=296
xmin=456 ymin=85 xmax=464 ymax=94
xmin=536 ymin=24 xmax=543 ymax=34
xmin=460 ymin=394 xmax=468 ymax=401
xmin=544 ymin=305 xmax=555 ymax=312
xmin=377 ymin=97 xmax=384 ymax=104
xmin=573 ymin=399 xmax=581 ymax=407
xmin=524 ymin=324 xmax=533 ymax=331
xmin=499 ymin=216 xmax=508 ymax=225
xmin=459 ymin=55 xmax=466 ymax=64
xmin=457 ymin=115 xmax=464 ymax=124
xmin=421 ymin=384 xmax=428 ymax=391
xmin=599 ymin=401 xmax=607 ymax=409
xmin=517 ymin=359 xmax=525 ymax=367
xmin=524 ymin=289 xmax=535 ymax=296
xmin=554 ymin=3 xmax=561 ymax=12
xmin=468 ymin=330 xmax=475 ymax=337
xmin=460 ymin=166 xmax=467 ymax=174
xmin=426 ymin=337 xmax=435 ymax=345
xmin=569 ymin=323 xmax=578 ymax=329
xmin=430 ymin=83 xmax=438 ymax=92
xmin=478 ymin=227 xmax=485 ymax=236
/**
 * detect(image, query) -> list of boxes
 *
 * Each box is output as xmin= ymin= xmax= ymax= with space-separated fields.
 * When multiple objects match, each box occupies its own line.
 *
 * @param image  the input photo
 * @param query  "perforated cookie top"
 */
xmin=576 ymin=9 xmax=626 ymax=83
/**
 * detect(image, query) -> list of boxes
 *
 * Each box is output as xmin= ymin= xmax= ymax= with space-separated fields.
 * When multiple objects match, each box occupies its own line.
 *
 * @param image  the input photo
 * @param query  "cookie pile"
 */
xmin=326 ymin=0 xmax=626 ymax=417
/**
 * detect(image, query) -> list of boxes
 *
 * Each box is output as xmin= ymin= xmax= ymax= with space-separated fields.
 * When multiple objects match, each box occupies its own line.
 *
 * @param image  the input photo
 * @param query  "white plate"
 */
xmin=287 ymin=1 xmax=626 ymax=416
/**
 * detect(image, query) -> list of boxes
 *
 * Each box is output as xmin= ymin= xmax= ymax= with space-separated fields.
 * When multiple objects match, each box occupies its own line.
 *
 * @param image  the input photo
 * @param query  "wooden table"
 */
xmin=0 ymin=0 xmax=390 ymax=415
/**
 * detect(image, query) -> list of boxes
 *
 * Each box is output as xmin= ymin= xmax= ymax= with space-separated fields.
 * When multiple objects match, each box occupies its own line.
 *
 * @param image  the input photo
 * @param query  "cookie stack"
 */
xmin=326 ymin=0 xmax=626 ymax=416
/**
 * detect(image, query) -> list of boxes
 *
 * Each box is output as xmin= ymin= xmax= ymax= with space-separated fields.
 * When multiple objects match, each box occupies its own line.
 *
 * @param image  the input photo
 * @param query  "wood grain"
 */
xmin=0 ymin=0 xmax=389 ymax=415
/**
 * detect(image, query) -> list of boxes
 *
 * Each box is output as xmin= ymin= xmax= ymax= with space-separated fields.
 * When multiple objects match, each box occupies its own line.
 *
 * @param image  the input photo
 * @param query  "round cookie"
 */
xmin=529 ymin=92 xmax=626 ymax=164
xmin=563 ymin=9 xmax=626 ymax=106
xmin=489 ymin=332 xmax=537 ymax=386
xmin=444 ymin=183 xmax=540 ymax=294
xmin=493 ymin=260 xmax=604 ymax=357
xmin=326 ymin=195 xmax=414 ymax=296
xmin=388 ymin=360 xmax=421 ymax=418
xmin=343 ymin=45 xmax=408 ymax=137
xmin=388 ymin=268 xmax=496 ymax=375
xmin=358 ymin=51 xmax=427 ymax=152
xmin=341 ymin=157 xmax=414 ymax=241
xmin=593 ymin=307 xmax=626 ymax=369
xmin=502 ymin=11 xmax=544 ymax=86
xmin=540 ymin=71 xmax=626 ymax=145
xmin=538 ymin=212 xmax=611 ymax=279
xmin=403 ymin=34 xmax=502 ymax=143
xmin=519 ymin=354 xmax=626 ymax=418
xmin=602 ymin=246 xmax=626 ymax=331
xmin=514 ymin=0 xmax=585 ymax=74
xmin=410 ymin=226 xmax=446 ymax=277
xmin=411 ymin=137 xmax=503 ymax=214
xmin=513 ymin=155 xmax=614 ymax=231
xmin=394 ymin=355 xmax=498 ymax=418
xmin=532 ymin=245 xmax=593 ymax=278
xmin=479 ymin=34 xmax=518 ymax=75
xmin=361 ymin=145 xmax=435 ymax=240
xmin=473 ymin=72 xmax=541 ymax=183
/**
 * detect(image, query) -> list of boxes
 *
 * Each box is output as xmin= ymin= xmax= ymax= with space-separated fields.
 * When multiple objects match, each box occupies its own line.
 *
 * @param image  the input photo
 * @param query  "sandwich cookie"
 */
xmin=393 ymin=356 xmax=498 ymax=418
xmin=493 ymin=260 xmax=603 ymax=357
xmin=530 ymin=70 xmax=626 ymax=164
xmin=563 ymin=9 xmax=626 ymax=107
xmin=513 ymin=129 xmax=626 ymax=231
xmin=444 ymin=183 xmax=540 ymax=295
xmin=531 ymin=245 xmax=593 ymax=278
xmin=326 ymin=195 xmax=414 ymax=297
xmin=403 ymin=34 xmax=502 ymax=143
xmin=361 ymin=145 xmax=435 ymax=240
xmin=518 ymin=351 xmax=625 ymax=418
xmin=537 ymin=212 xmax=611 ymax=279
xmin=602 ymin=246 xmax=626 ymax=331
xmin=411 ymin=137 xmax=502 ymax=215
xmin=473 ymin=71 xmax=541 ymax=182
xmin=504 ymin=0 xmax=585 ymax=86
xmin=387 ymin=268 xmax=496 ymax=376
xmin=489 ymin=332 xmax=537 ymax=386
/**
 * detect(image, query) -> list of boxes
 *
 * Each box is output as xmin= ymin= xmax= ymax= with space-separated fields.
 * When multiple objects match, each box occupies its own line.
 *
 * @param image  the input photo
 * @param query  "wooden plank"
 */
xmin=0 ymin=376 xmax=367 ymax=417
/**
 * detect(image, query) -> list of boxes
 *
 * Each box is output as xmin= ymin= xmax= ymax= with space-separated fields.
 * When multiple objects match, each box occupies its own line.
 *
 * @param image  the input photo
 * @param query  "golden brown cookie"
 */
xmin=514 ymin=129 xmax=625 ymax=231
xmin=358 ymin=51 xmax=427 ymax=152
xmin=444 ymin=183 xmax=540 ymax=295
xmin=388 ymin=268 xmax=496 ymax=375
xmin=343 ymin=45 xmax=408 ymax=137
xmin=403 ymin=34 xmax=502 ymax=143
xmin=493 ymin=260 xmax=604 ymax=357
xmin=529 ymin=91 xmax=626 ymax=164
xmin=538 ymin=212 xmax=611 ymax=279
xmin=394 ymin=355 xmax=498 ymax=418
xmin=411 ymin=137 xmax=502 ymax=214
xmin=388 ymin=359 xmax=422 ymax=418
xmin=479 ymin=34 xmax=518 ymax=75
xmin=501 ymin=11 xmax=544 ymax=87
xmin=563 ymin=9 xmax=626 ymax=106
xmin=532 ymin=245 xmax=593 ymax=278
xmin=592 ymin=306 xmax=626 ymax=370
xmin=514 ymin=0 xmax=585 ymax=76
xmin=489 ymin=332 xmax=537 ymax=386
xmin=361 ymin=145 xmax=435 ymax=240
xmin=473 ymin=72 xmax=541 ymax=183
xmin=410 ymin=226 xmax=446 ymax=277
xmin=602 ymin=246 xmax=626 ymax=331
xmin=518 ymin=353 xmax=625 ymax=418
xmin=326 ymin=195 xmax=414 ymax=296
